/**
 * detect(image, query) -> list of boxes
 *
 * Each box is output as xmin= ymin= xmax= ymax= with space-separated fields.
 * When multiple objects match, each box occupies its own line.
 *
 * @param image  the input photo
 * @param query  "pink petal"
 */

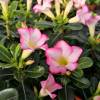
xmin=49 ymin=65 xmax=66 ymax=74
xmin=47 ymin=74 xmax=55 ymax=84
xmin=29 ymin=28 xmax=41 ymax=42
xmin=54 ymin=40 xmax=72 ymax=58
xmin=46 ymin=48 xmax=62 ymax=61
xmin=18 ymin=28 xmax=30 ymax=49
xmin=68 ymin=46 xmax=83 ymax=62
xmin=37 ymin=34 xmax=49 ymax=47
xmin=46 ymin=56 xmax=58 ymax=66
xmin=66 ymin=63 xmax=78 ymax=71
xmin=33 ymin=4 xmax=43 ymax=13
xmin=41 ymin=80 xmax=47 ymax=88
xmin=40 ymin=43 xmax=48 ymax=50
xmin=49 ymin=93 xmax=57 ymax=99
xmin=49 ymin=83 xmax=62 ymax=93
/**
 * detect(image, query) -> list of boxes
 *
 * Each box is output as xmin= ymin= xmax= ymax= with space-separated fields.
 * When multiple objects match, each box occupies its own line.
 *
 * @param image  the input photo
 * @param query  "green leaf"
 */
xmin=35 ymin=21 xmax=53 ymax=29
xmin=73 ymin=77 xmax=90 ymax=89
xmin=0 ymin=44 xmax=12 ymax=62
xmin=0 ymin=88 xmax=18 ymax=100
xmin=78 ymin=57 xmax=93 ymax=69
xmin=64 ymin=23 xmax=83 ymax=30
xmin=72 ymin=69 xmax=84 ymax=78
xmin=9 ymin=1 xmax=18 ymax=18
xmin=14 ymin=44 xmax=21 ymax=59
xmin=0 ymin=62 xmax=16 ymax=68
xmin=25 ymin=66 xmax=45 ymax=78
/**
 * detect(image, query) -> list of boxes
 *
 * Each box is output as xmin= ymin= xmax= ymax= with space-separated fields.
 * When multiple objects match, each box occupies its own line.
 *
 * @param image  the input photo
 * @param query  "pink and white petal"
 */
xmin=68 ymin=46 xmax=83 ymax=62
xmin=18 ymin=28 xmax=30 ymax=41
xmin=40 ymin=43 xmax=48 ymax=50
xmin=33 ymin=4 xmax=43 ymax=13
xmin=49 ymin=83 xmax=62 ymax=93
xmin=55 ymin=40 xmax=72 ymax=57
xmin=46 ymin=57 xmax=59 ymax=67
xmin=29 ymin=28 xmax=41 ymax=42
xmin=20 ymin=38 xmax=29 ymax=49
xmin=47 ymin=74 xmax=55 ymax=85
xmin=49 ymin=65 xmax=66 ymax=74
xmin=49 ymin=93 xmax=57 ymax=100
xmin=37 ymin=34 xmax=49 ymax=47
xmin=40 ymin=81 xmax=47 ymax=88
xmin=66 ymin=63 xmax=78 ymax=71
xmin=46 ymin=48 xmax=62 ymax=61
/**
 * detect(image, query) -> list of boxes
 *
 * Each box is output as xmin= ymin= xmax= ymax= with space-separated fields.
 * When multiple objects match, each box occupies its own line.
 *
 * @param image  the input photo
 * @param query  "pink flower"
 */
xmin=40 ymin=74 xmax=62 ymax=99
xmin=69 ymin=5 xmax=100 ymax=37
xmin=45 ymin=40 xmax=83 ymax=74
xmin=93 ymin=96 xmax=100 ymax=100
xmin=18 ymin=27 xmax=48 ymax=51
xmin=33 ymin=0 xmax=53 ymax=13
xmin=76 ymin=5 xmax=100 ymax=26
xmin=72 ymin=0 xmax=86 ymax=9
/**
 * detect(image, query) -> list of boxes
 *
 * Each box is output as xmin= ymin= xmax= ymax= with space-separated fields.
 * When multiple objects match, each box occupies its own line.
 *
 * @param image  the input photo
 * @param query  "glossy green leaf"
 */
xmin=64 ymin=23 xmax=83 ymax=30
xmin=25 ymin=66 xmax=45 ymax=78
xmin=78 ymin=57 xmax=93 ymax=69
xmin=0 ymin=88 xmax=18 ymax=100
xmin=72 ymin=69 xmax=84 ymax=78
xmin=73 ymin=77 xmax=90 ymax=89
xmin=0 ymin=44 xmax=12 ymax=62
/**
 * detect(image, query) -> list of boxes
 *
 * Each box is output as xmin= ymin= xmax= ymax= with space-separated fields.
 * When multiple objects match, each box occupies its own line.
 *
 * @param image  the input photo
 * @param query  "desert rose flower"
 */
xmin=69 ymin=5 xmax=100 ymax=37
xmin=45 ymin=40 xmax=83 ymax=74
xmin=0 ymin=0 xmax=9 ymax=19
xmin=18 ymin=27 xmax=48 ymax=51
xmin=72 ymin=0 xmax=86 ymax=9
xmin=40 ymin=74 xmax=62 ymax=99
xmin=33 ymin=0 xmax=55 ymax=19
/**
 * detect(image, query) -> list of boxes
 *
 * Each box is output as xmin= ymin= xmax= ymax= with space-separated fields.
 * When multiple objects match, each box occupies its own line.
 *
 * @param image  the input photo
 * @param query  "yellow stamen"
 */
xmin=57 ymin=56 xmax=68 ymax=66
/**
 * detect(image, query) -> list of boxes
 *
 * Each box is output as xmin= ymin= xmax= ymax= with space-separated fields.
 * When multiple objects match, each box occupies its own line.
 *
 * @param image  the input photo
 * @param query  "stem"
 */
xmin=50 ymin=32 xmax=61 ymax=45
xmin=5 ymin=20 xmax=11 ymax=38
xmin=64 ymin=84 xmax=67 ymax=100
xmin=82 ymin=89 xmax=87 ymax=100
xmin=21 ymin=80 xmax=27 ymax=100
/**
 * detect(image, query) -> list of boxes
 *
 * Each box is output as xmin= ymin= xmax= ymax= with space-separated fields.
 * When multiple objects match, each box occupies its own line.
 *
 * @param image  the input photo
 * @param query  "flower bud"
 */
xmin=0 ymin=0 xmax=9 ymax=19
xmin=27 ymin=0 xmax=32 ymax=12
xmin=25 ymin=60 xmax=34 ymax=65
xmin=21 ymin=49 xmax=33 ymax=60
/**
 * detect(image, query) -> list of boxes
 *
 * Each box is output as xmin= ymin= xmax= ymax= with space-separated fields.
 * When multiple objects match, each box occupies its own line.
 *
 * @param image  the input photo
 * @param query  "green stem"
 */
xmin=64 ymin=84 xmax=67 ymax=100
xmin=50 ymin=32 xmax=61 ymax=45
xmin=21 ymin=80 xmax=27 ymax=100
xmin=5 ymin=20 xmax=11 ymax=38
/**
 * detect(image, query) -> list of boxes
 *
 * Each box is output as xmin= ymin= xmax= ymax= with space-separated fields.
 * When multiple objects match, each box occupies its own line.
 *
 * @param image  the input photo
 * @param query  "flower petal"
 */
xmin=54 ymin=40 xmax=72 ymax=58
xmin=68 ymin=46 xmax=83 ymax=62
xmin=37 ymin=34 xmax=49 ymax=47
xmin=18 ymin=28 xmax=30 ymax=49
xmin=66 ymin=63 xmax=78 ymax=71
xmin=46 ymin=48 xmax=62 ymax=61
xmin=29 ymin=28 xmax=41 ymax=42
xmin=49 ymin=65 xmax=66 ymax=74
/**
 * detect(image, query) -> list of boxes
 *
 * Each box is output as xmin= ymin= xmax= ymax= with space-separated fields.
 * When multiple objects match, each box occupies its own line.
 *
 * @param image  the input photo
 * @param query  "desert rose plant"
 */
xmin=0 ymin=0 xmax=99 ymax=100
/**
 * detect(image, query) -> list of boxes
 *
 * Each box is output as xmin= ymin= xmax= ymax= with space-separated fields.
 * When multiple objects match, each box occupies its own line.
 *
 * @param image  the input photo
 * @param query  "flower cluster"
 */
xmin=18 ymin=24 xmax=83 ymax=99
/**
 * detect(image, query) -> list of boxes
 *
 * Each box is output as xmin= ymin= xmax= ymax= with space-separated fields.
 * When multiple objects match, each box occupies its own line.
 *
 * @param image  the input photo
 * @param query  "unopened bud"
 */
xmin=66 ymin=71 xmax=71 ymax=76
xmin=27 ymin=0 xmax=32 ymax=12
xmin=21 ymin=49 xmax=33 ymax=60
xmin=25 ymin=60 xmax=34 ymax=65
